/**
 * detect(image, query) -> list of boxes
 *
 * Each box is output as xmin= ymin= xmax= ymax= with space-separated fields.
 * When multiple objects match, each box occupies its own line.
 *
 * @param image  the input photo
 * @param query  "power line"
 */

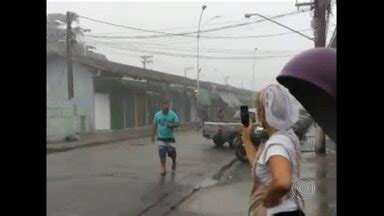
xmin=81 ymin=34 xmax=305 ymax=53
xmin=92 ymin=11 xmax=313 ymax=46
xmin=81 ymin=37 xmax=253 ymax=54
xmin=82 ymin=13 xmax=316 ymax=46
xmin=84 ymin=27 xmax=316 ymax=40
xmin=89 ymin=17 xmax=249 ymax=35
xmin=200 ymin=24 xmax=332 ymax=39
xmin=81 ymin=37 xmax=302 ymax=55
xmin=80 ymin=41 xmax=295 ymax=60
xmin=78 ymin=9 xmax=310 ymax=39
xmin=82 ymin=40 xmax=298 ymax=59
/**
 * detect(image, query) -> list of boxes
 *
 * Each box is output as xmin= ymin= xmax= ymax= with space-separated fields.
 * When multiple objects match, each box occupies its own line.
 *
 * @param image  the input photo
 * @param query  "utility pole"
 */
xmin=184 ymin=67 xmax=194 ymax=77
xmin=66 ymin=11 xmax=75 ymax=100
xmin=314 ymin=0 xmax=327 ymax=47
xmin=252 ymin=48 xmax=258 ymax=91
xmin=196 ymin=5 xmax=207 ymax=99
xmin=296 ymin=0 xmax=329 ymax=155
xmin=140 ymin=56 xmax=153 ymax=69
xmin=142 ymin=55 xmax=153 ymax=127
xmin=295 ymin=0 xmax=327 ymax=46
xmin=314 ymin=0 xmax=327 ymax=155
xmin=141 ymin=55 xmax=153 ymax=126
xmin=224 ymin=75 xmax=230 ymax=86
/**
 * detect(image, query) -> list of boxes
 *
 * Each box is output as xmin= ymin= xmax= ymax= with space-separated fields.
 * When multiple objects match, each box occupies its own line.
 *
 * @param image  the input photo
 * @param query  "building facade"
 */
xmin=46 ymin=53 xmax=254 ymax=142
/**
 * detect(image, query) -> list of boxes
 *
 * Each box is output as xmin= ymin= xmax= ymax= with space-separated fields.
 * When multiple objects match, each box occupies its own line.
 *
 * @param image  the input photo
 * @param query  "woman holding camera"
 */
xmin=242 ymin=84 xmax=305 ymax=216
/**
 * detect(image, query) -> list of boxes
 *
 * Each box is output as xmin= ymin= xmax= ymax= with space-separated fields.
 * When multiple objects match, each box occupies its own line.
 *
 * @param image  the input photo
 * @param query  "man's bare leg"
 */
xmin=171 ymin=158 xmax=176 ymax=174
xmin=160 ymin=158 xmax=167 ymax=176
xmin=170 ymin=151 xmax=177 ymax=174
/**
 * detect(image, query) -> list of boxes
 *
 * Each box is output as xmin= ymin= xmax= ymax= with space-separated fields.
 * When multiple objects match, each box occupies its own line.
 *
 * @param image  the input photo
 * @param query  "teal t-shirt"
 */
xmin=153 ymin=110 xmax=179 ymax=139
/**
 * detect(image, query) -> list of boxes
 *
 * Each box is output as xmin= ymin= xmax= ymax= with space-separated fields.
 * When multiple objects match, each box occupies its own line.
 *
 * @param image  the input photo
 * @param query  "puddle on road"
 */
xmin=47 ymin=171 xmax=138 ymax=182
xmin=130 ymin=143 xmax=145 ymax=146
xmin=199 ymin=178 xmax=218 ymax=188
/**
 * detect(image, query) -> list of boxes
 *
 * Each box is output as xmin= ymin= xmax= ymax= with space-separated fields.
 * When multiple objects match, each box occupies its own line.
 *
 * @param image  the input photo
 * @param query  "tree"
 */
xmin=47 ymin=13 xmax=108 ymax=61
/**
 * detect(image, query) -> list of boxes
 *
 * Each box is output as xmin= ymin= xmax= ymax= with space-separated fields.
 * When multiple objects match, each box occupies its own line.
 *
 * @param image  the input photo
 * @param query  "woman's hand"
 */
xmin=241 ymin=119 xmax=257 ymax=165
xmin=241 ymin=119 xmax=254 ymax=144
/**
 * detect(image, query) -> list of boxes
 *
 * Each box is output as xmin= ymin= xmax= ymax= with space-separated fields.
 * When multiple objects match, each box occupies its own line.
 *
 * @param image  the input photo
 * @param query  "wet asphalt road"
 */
xmin=170 ymin=147 xmax=336 ymax=216
xmin=47 ymin=130 xmax=235 ymax=216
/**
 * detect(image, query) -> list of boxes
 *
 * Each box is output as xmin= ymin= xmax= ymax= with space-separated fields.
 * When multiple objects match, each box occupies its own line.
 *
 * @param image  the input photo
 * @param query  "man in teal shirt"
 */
xmin=151 ymin=100 xmax=179 ymax=176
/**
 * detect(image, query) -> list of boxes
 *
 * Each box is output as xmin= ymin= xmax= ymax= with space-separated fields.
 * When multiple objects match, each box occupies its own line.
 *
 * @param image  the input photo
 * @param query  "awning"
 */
xmin=169 ymin=85 xmax=186 ymax=94
xmin=149 ymin=82 xmax=168 ymax=92
xmin=219 ymin=93 xmax=242 ymax=108
xmin=94 ymin=78 xmax=148 ymax=92
xmin=121 ymin=79 xmax=147 ymax=90
xmin=210 ymin=90 xmax=221 ymax=100
xmin=198 ymin=88 xmax=211 ymax=106
xmin=237 ymin=95 xmax=253 ymax=106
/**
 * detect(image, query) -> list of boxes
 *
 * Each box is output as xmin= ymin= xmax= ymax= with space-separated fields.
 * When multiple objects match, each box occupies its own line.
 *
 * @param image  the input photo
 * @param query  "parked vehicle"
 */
xmin=202 ymin=109 xmax=257 ymax=148
xmin=233 ymin=125 xmax=267 ymax=162
xmin=203 ymin=107 xmax=313 ymax=162
xmin=234 ymin=108 xmax=314 ymax=162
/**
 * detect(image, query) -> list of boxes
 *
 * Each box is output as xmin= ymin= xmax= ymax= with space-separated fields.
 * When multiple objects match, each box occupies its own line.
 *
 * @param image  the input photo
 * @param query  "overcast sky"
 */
xmin=47 ymin=0 xmax=336 ymax=91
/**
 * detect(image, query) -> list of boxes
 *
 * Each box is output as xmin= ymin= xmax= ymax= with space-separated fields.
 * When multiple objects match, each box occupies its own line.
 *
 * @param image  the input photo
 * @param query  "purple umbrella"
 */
xmin=277 ymin=48 xmax=336 ymax=141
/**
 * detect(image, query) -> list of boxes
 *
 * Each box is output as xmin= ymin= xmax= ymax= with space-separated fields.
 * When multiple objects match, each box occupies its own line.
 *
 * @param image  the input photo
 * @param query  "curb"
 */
xmin=47 ymin=126 xmax=196 ymax=154
xmin=215 ymin=160 xmax=243 ymax=184
xmin=212 ymin=158 xmax=238 ymax=181
xmin=134 ymin=157 xmax=239 ymax=216
xmin=170 ymin=158 xmax=239 ymax=208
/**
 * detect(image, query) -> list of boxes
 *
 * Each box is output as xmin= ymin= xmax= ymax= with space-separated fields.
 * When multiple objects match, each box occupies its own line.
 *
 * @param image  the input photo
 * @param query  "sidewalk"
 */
xmin=47 ymin=122 xmax=198 ymax=154
xmin=170 ymin=151 xmax=336 ymax=216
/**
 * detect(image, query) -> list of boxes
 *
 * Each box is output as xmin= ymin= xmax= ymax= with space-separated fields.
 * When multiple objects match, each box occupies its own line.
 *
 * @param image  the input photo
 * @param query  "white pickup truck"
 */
xmin=203 ymin=108 xmax=313 ymax=162
xmin=202 ymin=109 xmax=257 ymax=148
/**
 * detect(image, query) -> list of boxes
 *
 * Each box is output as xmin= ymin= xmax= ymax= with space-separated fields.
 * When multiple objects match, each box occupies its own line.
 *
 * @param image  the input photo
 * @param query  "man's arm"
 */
xmin=151 ymin=115 xmax=157 ymax=142
xmin=168 ymin=112 xmax=180 ymax=129
xmin=168 ymin=124 xmax=179 ymax=129
xmin=168 ymin=122 xmax=179 ymax=129
xmin=151 ymin=124 xmax=157 ymax=142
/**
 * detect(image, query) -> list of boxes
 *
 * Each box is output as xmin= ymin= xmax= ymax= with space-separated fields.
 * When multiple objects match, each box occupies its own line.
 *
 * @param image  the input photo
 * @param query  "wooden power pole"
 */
xmin=140 ymin=56 xmax=153 ymax=69
xmin=66 ymin=11 xmax=75 ymax=100
xmin=314 ymin=0 xmax=328 ymax=155
xmin=296 ymin=0 xmax=329 ymax=154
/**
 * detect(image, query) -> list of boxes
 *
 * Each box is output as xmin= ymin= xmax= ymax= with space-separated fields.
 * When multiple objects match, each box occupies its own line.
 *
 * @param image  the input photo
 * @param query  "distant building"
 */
xmin=47 ymin=52 xmax=254 ymax=142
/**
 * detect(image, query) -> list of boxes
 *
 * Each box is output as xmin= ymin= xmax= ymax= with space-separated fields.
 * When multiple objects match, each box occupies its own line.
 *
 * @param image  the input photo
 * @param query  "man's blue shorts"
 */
xmin=156 ymin=140 xmax=176 ymax=159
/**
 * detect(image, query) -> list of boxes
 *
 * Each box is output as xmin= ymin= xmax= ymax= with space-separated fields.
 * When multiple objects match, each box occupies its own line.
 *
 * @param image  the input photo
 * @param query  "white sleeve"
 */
xmin=261 ymin=144 xmax=290 ymax=165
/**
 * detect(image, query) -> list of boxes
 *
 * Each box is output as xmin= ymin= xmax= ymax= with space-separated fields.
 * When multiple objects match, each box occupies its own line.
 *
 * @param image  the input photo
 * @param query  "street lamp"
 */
xmin=252 ymin=48 xmax=258 ymax=91
xmin=244 ymin=12 xmax=314 ymax=41
xmin=196 ymin=5 xmax=207 ymax=99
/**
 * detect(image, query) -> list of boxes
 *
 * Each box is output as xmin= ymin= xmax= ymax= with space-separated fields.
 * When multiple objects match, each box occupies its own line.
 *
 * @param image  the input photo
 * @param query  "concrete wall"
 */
xmin=47 ymin=100 xmax=75 ymax=142
xmin=72 ymin=61 xmax=95 ymax=133
xmin=46 ymin=56 xmax=68 ymax=101
xmin=47 ymin=55 xmax=95 ymax=141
